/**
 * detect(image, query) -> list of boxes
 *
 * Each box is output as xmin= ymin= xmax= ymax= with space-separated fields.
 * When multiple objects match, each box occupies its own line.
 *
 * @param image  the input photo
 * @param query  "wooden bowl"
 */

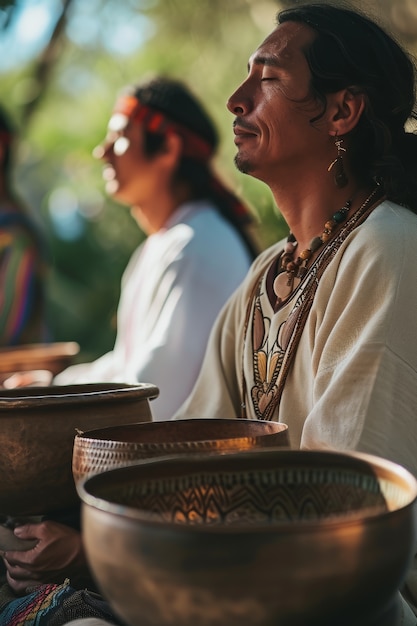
xmin=0 ymin=341 xmax=80 ymax=383
xmin=79 ymin=449 xmax=417 ymax=626
xmin=72 ymin=418 xmax=289 ymax=484
xmin=0 ymin=382 xmax=158 ymax=516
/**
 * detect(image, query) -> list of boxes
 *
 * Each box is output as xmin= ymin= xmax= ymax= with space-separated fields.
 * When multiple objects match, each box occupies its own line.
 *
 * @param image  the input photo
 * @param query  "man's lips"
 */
xmin=102 ymin=164 xmax=117 ymax=182
xmin=233 ymin=121 xmax=258 ymax=142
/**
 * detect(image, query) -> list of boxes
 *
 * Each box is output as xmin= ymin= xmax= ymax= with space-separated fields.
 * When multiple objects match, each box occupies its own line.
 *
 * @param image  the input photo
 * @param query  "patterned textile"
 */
xmin=0 ymin=210 xmax=47 ymax=346
xmin=0 ymin=579 xmax=121 ymax=626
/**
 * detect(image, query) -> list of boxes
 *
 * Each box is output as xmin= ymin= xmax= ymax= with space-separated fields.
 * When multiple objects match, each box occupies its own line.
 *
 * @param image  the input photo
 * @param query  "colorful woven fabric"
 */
xmin=0 ymin=209 xmax=47 ymax=346
xmin=0 ymin=579 xmax=120 ymax=626
xmin=0 ymin=580 xmax=72 ymax=625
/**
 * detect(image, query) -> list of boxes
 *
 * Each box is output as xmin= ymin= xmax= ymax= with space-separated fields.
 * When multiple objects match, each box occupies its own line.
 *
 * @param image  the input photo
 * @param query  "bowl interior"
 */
xmin=80 ymin=449 xmax=417 ymax=526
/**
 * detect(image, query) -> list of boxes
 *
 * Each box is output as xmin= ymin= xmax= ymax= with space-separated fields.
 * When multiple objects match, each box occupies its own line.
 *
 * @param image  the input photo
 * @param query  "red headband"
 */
xmin=112 ymin=96 xmax=254 ymax=228
xmin=113 ymin=96 xmax=214 ymax=162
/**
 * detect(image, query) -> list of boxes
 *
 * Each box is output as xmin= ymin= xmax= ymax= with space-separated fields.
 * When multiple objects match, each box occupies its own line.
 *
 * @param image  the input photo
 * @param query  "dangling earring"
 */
xmin=328 ymin=134 xmax=348 ymax=188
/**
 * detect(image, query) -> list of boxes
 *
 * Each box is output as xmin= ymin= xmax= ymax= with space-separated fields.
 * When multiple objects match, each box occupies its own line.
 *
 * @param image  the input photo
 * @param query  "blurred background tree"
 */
xmin=0 ymin=0 xmax=415 ymax=361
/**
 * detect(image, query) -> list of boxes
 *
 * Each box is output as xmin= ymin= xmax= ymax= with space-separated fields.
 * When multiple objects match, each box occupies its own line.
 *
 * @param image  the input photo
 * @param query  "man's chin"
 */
xmin=234 ymin=154 xmax=253 ymax=175
xmin=105 ymin=179 xmax=120 ymax=196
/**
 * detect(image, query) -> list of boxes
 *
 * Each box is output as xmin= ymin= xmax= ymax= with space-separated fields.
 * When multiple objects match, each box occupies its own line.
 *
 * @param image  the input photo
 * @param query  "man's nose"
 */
xmin=92 ymin=144 xmax=106 ymax=160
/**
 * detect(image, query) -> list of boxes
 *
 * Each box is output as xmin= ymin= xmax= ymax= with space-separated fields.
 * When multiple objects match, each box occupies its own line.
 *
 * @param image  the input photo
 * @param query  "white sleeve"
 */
xmin=53 ymin=350 xmax=120 ymax=384
xmin=131 ymin=249 xmax=249 ymax=421
xmin=299 ymin=215 xmax=417 ymax=478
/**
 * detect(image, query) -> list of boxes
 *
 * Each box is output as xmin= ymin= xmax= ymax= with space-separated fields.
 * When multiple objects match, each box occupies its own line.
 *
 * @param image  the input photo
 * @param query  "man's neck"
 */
xmin=130 ymin=185 xmax=193 ymax=235
xmin=270 ymin=181 xmax=369 ymax=252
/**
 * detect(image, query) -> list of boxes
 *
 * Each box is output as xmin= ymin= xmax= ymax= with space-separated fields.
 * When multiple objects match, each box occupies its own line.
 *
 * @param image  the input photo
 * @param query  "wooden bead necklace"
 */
xmin=273 ymin=197 xmax=352 ymax=305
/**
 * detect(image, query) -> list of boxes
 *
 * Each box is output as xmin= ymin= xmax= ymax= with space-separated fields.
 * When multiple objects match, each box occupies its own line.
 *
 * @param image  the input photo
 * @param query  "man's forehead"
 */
xmin=249 ymin=22 xmax=315 ymax=67
xmin=108 ymin=113 xmax=130 ymax=133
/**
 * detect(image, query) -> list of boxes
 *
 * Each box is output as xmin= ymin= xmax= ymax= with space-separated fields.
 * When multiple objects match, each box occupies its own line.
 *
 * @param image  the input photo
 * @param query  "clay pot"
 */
xmin=79 ymin=449 xmax=417 ymax=626
xmin=0 ymin=382 xmax=158 ymax=516
xmin=72 ymin=418 xmax=289 ymax=484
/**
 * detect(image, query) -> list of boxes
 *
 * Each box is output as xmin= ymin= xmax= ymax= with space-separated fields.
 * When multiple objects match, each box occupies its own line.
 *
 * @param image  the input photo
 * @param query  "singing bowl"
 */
xmin=79 ymin=449 xmax=417 ymax=626
xmin=0 ymin=342 xmax=80 ymax=381
xmin=0 ymin=382 xmax=158 ymax=516
xmin=72 ymin=418 xmax=289 ymax=484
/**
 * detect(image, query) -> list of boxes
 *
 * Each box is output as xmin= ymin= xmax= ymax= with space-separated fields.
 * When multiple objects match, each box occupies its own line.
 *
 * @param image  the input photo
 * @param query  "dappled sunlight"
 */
xmin=0 ymin=0 xmax=415 ymax=357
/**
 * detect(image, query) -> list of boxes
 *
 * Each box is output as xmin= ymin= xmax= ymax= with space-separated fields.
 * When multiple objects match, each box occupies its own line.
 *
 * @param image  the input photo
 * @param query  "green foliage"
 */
xmin=2 ymin=0 xmax=413 ymax=359
xmin=0 ymin=0 xmax=288 ymax=360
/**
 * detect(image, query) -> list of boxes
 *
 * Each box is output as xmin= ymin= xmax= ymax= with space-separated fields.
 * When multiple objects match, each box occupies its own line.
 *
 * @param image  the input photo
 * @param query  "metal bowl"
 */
xmin=0 ymin=382 xmax=158 ymax=516
xmin=72 ymin=418 xmax=289 ymax=484
xmin=79 ymin=449 xmax=417 ymax=626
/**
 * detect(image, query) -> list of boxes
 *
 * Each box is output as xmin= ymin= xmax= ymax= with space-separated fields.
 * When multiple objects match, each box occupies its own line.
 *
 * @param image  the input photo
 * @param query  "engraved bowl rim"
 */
xmin=0 ymin=382 xmax=159 ymax=410
xmin=78 ymin=448 xmax=417 ymax=532
xmin=74 ymin=417 xmax=289 ymax=444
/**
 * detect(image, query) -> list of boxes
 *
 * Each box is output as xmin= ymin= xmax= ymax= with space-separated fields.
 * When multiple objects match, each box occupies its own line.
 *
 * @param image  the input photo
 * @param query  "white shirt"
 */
xmin=55 ymin=200 xmax=253 ymax=420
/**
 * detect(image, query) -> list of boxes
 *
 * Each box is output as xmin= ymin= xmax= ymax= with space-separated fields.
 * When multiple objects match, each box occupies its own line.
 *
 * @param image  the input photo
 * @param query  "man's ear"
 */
xmin=160 ymin=131 xmax=183 ymax=167
xmin=327 ymin=88 xmax=365 ymax=136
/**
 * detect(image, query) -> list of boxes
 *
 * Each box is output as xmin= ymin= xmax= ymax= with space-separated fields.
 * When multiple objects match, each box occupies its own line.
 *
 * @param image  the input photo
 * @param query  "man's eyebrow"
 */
xmin=248 ymin=54 xmax=283 ymax=70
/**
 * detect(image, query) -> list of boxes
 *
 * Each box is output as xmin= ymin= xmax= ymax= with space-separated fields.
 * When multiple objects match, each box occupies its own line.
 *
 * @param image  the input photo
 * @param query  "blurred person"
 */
xmin=0 ymin=105 xmax=47 ymax=347
xmin=54 ymin=76 xmax=258 ymax=421
xmin=0 ymin=77 xmax=257 ymax=625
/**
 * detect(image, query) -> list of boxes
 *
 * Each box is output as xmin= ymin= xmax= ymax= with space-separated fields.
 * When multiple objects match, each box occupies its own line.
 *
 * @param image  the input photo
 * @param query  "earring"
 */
xmin=328 ymin=134 xmax=348 ymax=188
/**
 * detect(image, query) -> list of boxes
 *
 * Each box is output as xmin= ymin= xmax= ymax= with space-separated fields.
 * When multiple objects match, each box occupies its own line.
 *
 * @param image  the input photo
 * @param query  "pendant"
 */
xmin=273 ymin=271 xmax=294 ymax=302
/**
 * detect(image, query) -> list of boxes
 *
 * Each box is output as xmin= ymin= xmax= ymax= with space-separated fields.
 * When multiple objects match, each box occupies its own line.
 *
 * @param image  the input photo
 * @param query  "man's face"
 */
xmin=227 ymin=21 xmax=328 ymax=186
xmin=95 ymin=113 xmax=161 ymax=207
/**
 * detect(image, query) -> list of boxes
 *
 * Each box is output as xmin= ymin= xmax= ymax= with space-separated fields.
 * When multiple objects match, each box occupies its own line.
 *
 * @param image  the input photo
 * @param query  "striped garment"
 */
xmin=0 ymin=209 xmax=47 ymax=346
xmin=0 ymin=579 xmax=120 ymax=626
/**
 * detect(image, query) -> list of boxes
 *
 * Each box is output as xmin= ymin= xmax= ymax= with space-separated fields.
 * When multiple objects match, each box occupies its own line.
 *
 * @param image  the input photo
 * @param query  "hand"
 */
xmin=1 ymin=521 xmax=87 ymax=595
xmin=1 ymin=369 xmax=53 ymax=388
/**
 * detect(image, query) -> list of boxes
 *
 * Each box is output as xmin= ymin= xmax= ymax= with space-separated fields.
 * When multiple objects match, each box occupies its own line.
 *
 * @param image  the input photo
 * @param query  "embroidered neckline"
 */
xmin=239 ymin=185 xmax=384 ymax=421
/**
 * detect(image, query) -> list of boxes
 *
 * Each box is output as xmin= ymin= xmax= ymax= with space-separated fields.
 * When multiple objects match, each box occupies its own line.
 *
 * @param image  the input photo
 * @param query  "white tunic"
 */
xmin=55 ymin=200 xmax=253 ymax=420
xmin=174 ymin=200 xmax=417 ymax=621
xmin=176 ymin=201 xmax=417 ymax=471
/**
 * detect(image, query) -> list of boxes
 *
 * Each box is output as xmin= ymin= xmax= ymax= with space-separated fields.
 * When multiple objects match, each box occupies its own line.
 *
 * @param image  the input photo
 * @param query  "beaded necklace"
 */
xmin=273 ymin=197 xmax=352 ymax=305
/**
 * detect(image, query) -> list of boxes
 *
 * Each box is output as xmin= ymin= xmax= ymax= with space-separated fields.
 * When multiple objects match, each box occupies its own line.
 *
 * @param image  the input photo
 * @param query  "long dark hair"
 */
xmin=278 ymin=3 xmax=417 ymax=212
xmin=129 ymin=76 xmax=258 ymax=259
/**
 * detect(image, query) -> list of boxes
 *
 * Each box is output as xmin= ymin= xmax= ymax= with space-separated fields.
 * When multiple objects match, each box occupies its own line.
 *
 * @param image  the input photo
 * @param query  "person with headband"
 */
xmin=0 ymin=78 xmax=257 ymax=626
xmin=54 ymin=76 xmax=258 ymax=421
xmin=0 ymin=104 xmax=47 ymax=347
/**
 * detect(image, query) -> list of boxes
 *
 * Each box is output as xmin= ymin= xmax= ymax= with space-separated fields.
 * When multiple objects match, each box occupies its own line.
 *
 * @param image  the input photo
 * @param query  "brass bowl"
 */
xmin=0 ymin=342 xmax=80 ymax=382
xmin=79 ymin=449 xmax=417 ymax=626
xmin=0 ymin=382 xmax=158 ymax=516
xmin=72 ymin=418 xmax=289 ymax=484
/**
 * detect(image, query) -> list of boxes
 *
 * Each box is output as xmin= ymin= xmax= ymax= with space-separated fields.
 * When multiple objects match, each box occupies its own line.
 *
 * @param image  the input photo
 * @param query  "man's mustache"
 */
xmin=233 ymin=118 xmax=258 ymax=134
